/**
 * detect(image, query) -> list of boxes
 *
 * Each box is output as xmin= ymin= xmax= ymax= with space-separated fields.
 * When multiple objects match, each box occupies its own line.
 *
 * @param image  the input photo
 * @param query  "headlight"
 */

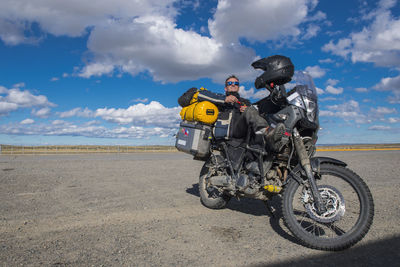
xmin=303 ymin=97 xmax=318 ymax=123
xmin=307 ymin=110 xmax=317 ymax=122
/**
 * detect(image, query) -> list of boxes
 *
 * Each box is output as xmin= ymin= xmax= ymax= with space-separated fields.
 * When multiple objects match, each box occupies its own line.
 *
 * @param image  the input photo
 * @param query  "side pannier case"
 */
xmin=175 ymin=121 xmax=212 ymax=158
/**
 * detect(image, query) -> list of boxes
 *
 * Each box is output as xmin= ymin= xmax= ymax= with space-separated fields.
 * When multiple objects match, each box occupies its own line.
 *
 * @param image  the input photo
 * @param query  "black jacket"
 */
xmin=198 ymin=90 xmax=252 ymax=138
xmin=197 ymin=90 xmax=251 ymax=112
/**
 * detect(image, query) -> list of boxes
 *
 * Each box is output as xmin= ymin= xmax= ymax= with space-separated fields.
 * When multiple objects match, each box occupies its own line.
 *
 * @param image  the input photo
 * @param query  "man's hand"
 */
xmin=225 ymin=95 xmax=238 ymax=103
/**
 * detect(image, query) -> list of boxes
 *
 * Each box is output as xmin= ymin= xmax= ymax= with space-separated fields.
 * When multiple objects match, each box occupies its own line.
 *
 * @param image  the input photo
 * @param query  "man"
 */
xmin=196 ymin=75 xmax=285 ymax=151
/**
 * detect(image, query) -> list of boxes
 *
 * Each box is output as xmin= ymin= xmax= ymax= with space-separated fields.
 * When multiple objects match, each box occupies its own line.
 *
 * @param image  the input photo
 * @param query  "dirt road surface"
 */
xmin=1 ymin=151 xmax=399 ymax=266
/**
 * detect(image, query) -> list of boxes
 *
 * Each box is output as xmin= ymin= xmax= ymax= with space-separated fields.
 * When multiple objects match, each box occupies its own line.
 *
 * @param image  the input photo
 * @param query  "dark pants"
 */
xmin=231 ymin=106 xmax=268 ymax=139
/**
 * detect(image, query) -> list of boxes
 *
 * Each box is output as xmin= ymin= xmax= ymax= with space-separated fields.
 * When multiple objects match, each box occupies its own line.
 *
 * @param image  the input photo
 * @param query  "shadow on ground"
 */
xmin=186 ymin=183 xmax=200 ymax=197
xmin=252 ymin=235 xmax=400 ymax=267
xmin=186 ymin=183 xmax=399 ymax=267
xmin=186 ymin=183 xmax=301 ymax=246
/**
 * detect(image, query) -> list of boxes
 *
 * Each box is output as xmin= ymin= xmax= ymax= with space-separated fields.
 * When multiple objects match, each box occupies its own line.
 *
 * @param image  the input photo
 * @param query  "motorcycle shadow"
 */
xmin=185 ymin=183 xmax=301 ymax=245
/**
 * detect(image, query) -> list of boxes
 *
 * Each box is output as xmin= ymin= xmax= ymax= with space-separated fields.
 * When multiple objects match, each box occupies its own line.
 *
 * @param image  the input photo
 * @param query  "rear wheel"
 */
xmin=282 ymin=163 xmax=374 ymax=250
xmin=199 ymin=156 xmax=231 ymax=209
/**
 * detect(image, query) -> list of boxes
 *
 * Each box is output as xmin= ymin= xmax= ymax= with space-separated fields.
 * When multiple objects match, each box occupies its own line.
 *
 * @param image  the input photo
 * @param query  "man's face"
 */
xmin=225 ymin=77 xmax=240 ymax=93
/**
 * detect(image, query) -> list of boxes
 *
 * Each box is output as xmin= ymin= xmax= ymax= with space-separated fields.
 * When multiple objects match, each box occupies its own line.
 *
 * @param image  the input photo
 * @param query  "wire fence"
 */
xmin=0 ymin=144 xmax=178 ymax=155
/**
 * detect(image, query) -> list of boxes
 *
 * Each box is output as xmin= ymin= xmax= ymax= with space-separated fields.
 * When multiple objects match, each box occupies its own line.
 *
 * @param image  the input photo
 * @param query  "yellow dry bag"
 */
xmin=180 ymin=101 xmax=218 ymax=124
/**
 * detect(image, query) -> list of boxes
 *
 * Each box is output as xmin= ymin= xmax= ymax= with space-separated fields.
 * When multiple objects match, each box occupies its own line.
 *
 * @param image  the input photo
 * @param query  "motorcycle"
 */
xmin=176 ymin=56 xmax=374 ymax=251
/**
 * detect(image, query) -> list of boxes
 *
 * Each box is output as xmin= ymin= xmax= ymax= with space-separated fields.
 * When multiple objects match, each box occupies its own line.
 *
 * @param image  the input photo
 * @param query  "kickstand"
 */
xmin=263 ymin=200 xmax=276 ymax=218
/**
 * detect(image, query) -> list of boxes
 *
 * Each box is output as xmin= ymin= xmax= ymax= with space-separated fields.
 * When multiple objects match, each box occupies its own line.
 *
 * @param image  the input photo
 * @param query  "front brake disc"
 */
xmin=303 ymin=185 xmax=346 ymax=223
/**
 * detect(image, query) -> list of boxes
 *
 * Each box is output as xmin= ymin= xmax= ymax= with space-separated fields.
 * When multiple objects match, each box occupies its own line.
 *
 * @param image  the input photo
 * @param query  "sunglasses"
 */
xmin=226 ymin=81 xmax=239 ymax=86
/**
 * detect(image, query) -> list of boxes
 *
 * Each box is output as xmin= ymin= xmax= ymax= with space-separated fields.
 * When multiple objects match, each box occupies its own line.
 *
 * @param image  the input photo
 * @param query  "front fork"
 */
xmin=292 ymin=128 xmax=325 ymax=213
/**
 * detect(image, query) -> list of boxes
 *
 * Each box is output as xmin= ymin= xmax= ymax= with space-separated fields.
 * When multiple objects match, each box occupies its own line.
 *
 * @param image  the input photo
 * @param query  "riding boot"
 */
xmin=264 ymin=123 xmax=286 ymax=152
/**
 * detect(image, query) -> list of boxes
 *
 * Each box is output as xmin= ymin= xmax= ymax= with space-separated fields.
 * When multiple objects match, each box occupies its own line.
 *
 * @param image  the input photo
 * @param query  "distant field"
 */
xmin=0 ymin=145 xmax=177 ymax=154
xmin=317 ymin=143 xmax=400 ymax=151
xmin=1 ymin=143 xmax=399 ymax=154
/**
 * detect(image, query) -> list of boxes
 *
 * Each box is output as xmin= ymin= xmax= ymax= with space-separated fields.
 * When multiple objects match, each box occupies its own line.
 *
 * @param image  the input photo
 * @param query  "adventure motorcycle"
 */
xmin=176 ymin=55 xmax=374 ymax=251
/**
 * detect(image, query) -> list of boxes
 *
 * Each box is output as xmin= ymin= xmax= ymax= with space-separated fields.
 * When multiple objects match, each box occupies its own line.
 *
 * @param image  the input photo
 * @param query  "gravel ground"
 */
xmin=0 ymin=151 xmax=399 ymax=266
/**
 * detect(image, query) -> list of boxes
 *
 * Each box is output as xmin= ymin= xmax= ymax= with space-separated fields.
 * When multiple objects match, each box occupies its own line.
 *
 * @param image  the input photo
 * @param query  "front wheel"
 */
xmin=199 ymin=156 xmax=231 ymax=209
xmin=282 ymin=163 xmax=374 ymax=251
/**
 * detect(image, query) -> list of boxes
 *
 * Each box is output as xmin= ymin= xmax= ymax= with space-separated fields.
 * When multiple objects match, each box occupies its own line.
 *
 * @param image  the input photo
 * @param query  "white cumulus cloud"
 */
xmin=0 ymin=102 xmax=18 ymax=115
xmin=20 ymin=118 xmax=34 ymax=125
xmin=132 ymin=98 xmax=149 ymax=103
xmin=6 ymin=88 xmax=54 ymax=107
xmin=305 ymin=65 xmax=326 ymax=78
xmin=52 ymin=120 xmax=68 ymax=125
xmin=373 ymin=74 xmax=400 ymax=104
xmin=32 ymin=107 xmax=51 ymax=118
xmin=78 ymin=62 xmax=115 ymax=78
xmin=0 ymin=85 xmax=55 ymax=115
xmin=208 ymin=0 xmax=316 ymax=44
xmin=371 ymin=106 xmax=397 ymax=115
xmin=95 ymin=101 xmax=181 ymax=128
xmin=355 ymin=87 xmax=368 ymax=93
xmin=326 ymin=79 xmax=339 ymax=86
xmin=325 ymin=85 xmax=343 ymax=95
xmin=0 ymin=121 xmax=177 ymax=140
xmin=58 ymin=107 xmax=94 ymax=118
xmin=322 ymin=0 xmax=400 ymax=67
xmin=238 ymin=86 xmax=269 ymax=100
xmin=0 ymin=0 xmax=323 ymax=83
xmin=0 ymin=0 xmax=177 ymax=39
xmin=316 ymin=87 xmax=325 ymax=95
xmin=388 ymin=117 xmax=400 ymax=123
xmin=320 ymin=100 xmax=369 ymax=123
xmin=368 ymin=125 xmax=392 ymax=131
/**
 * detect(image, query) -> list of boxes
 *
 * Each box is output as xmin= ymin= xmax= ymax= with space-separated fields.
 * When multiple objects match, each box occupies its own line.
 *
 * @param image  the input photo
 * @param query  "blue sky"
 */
xmin=0 ymin=0 xmax=399 ymax=146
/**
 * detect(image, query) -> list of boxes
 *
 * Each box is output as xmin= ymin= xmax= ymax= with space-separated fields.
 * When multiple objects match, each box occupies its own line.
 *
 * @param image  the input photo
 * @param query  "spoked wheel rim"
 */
xmin=199 ymin=156 xmax=231 ymax=209
xmin=283 ymin=163 xmax=374 ymax=250
xmin=291 ymin=174 xmax=361 ymax=239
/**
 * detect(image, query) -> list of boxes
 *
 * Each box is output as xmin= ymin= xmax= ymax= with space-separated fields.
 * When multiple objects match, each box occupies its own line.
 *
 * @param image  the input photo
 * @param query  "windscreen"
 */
xmin=290 ymin=71 xmax=318 ymax=102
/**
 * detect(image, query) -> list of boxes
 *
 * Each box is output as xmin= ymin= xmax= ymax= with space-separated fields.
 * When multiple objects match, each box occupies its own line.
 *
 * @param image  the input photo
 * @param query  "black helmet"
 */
xmin=252 ymin=55 xmax=294 ymax=89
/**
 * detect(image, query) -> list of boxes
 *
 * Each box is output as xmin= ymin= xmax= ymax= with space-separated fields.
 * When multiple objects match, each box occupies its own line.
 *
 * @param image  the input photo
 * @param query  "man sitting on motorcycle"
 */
xmin=196 ymin=75 xmax=286 ymax=151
